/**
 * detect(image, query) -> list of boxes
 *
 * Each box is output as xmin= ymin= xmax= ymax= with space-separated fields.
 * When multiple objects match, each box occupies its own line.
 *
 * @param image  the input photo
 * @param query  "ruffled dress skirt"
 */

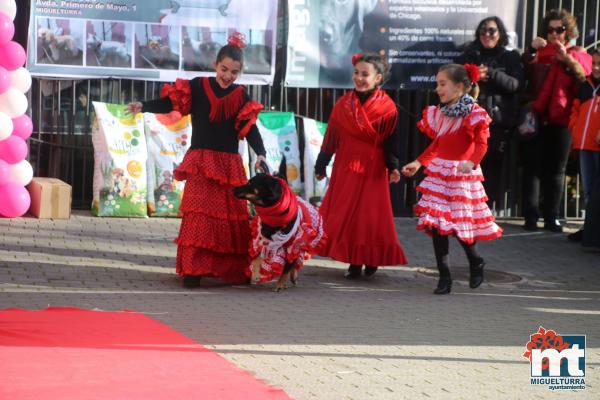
xmin=173 ymin=148 xmax=251 ymax=283
xmin=249 ymin=197 xmax=327 ymax=282
xmin=414 ymin=158 xmax=503 ymax=243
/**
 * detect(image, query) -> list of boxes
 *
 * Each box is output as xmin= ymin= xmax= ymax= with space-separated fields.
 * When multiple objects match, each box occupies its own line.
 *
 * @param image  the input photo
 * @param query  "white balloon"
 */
xmin=0 ymin=88 xmax=26 ymax=118
xmin=9 ymin=159 xmax=33 ymax=186
xmin=0 ymin=0 xmax=15 ymax=20
xmin=0 ymin=110 xmax=12 ymax=140
xmin=10 ymin=67 xmax=31 ymax=93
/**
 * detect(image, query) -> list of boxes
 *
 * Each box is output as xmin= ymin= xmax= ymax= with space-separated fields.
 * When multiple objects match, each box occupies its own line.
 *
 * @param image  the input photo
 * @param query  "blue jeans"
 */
xmin=580 ymin=150 xmax=600 ymax=204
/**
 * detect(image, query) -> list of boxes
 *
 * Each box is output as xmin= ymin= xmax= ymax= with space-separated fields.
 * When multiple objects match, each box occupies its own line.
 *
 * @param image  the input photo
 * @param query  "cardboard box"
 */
xmin=27 ymin=178 xmax=72 ymax=219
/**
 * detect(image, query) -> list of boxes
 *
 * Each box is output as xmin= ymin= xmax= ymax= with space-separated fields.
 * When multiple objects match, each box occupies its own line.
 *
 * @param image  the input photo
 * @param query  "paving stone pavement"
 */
xmin=0 ymin=211 xmax=598 ymax=399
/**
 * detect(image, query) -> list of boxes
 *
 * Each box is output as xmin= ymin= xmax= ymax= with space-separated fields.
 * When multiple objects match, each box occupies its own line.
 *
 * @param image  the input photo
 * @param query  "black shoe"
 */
xmin=469 ymin=259 xmax=485 ymax=289
xmin=523 ymin=219 xmax=538 ymax=231
xmin=364 ymin=266 xmax=378 ymax=277
xmin=183 ymin=275 xmax=202 ymax=288
xmin=434 ymin=276 xmax=452 ymax=294
xmin=567 ymin=229 xmax=583 ymax=242
xmin=344 ymin=264 xmax=362 ymax=279
xmin=544 ymin=219 xmax=563 ymax=233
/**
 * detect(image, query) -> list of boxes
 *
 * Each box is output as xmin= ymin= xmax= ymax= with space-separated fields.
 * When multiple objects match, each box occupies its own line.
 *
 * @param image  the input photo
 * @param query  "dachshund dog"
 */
xmin=233 ymin=173 xmax=326 ymax=292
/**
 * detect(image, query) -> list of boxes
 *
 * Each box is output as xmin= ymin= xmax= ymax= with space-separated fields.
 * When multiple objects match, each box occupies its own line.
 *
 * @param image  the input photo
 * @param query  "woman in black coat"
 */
xmin=456 ymin=16 xmax=525 ymax=212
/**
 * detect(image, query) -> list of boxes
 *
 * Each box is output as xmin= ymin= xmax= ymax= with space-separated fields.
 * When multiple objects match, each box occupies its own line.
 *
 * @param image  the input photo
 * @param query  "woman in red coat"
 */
xmin=314 ymin=53 xmax=407 ymax=279
xmin=521 ymin=9 xmax=592 ymax=232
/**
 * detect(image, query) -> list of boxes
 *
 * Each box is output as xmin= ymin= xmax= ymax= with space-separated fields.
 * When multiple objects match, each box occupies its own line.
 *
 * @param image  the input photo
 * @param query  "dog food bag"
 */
xmin=91 ymin=102 xmax=148 ymax=217
xmin=302 ymin=117 xmax=333 ymax=205
xmin=144 ymin=111 xmax=192 ymax=217
xmin=239 ymin=139 xmax=250 ymax=178
xmin=256 ymin=112 xmax=302 ymax=194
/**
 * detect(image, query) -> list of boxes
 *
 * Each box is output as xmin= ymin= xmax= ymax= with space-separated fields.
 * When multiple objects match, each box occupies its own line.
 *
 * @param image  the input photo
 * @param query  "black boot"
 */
xmin=434 ymin=265 xmax=452 ymax=295
xmin=434 ymin=275 xmax=452 ymax=294
xmin=469 ymin=259 xmax=485 ymax=289
xmin=183 ymin=275 xmax=201 ymax=288
xmin=364 ymin=265 xmax=378 ymax=277
xmin=344 ymin=264 xmax=362 ymax=279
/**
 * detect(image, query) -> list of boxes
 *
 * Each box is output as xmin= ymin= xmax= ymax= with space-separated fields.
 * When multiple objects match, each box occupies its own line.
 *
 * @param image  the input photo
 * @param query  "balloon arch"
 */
xmin=0 ymin=0 xmax=34 ymax=218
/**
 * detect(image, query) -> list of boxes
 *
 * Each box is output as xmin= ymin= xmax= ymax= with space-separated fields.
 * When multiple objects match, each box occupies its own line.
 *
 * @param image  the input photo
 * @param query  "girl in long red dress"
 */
xmin=402 ymin=64 xmax=503 ymax=295
xmin=127 ymin=33 xmax=266 ymax=287
xmin=315 ymin=53 xmax=408 ymax=279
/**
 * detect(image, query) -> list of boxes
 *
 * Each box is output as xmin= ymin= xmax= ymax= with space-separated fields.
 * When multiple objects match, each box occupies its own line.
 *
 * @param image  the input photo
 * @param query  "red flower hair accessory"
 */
xmin=227 ymin=32 xmax=247 ymax=49
xmin=464 ymin=63 xmax=480 ymax=84
xmin=351 ymin=53 xmax=362 ymax=66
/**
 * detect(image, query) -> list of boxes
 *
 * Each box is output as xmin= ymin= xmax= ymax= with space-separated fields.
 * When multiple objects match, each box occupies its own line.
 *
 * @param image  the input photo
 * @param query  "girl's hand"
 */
xmin=126 ymin=101 xmax=143 ymax=115
xmin=254 ymin=155 xmax=268 ymax=172
xmin=596 ymin=129 xmax=600 ymax=146
xmin=401 ymin=160 xmax=421 ymax=177
xmin=389 ymin=169 xmax=401 ymax=183
xmin=531 ymin=37 xmax=547 ymax=50
xmin=458 ymin=160 xmax=475 ymax=174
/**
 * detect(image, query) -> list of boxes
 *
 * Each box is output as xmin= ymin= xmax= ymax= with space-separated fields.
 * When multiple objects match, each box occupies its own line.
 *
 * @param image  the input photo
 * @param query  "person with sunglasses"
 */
xmin=521 ymin=9 xmax=592 ymax=232
xmin=456 ymin=16 xmax=524 ymax=213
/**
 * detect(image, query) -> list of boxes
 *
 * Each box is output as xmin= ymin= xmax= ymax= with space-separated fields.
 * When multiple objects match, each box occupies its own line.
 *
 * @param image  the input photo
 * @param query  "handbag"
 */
xmin=516 ymin=103 xmax=540 ymax=142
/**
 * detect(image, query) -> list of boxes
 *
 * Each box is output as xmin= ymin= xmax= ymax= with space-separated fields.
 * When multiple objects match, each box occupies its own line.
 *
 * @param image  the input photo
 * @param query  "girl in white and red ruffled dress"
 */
xmin=402 ymin=63 xmax=503 ymax=295
xmin=127 ymin=33 xmax=266 ymax=287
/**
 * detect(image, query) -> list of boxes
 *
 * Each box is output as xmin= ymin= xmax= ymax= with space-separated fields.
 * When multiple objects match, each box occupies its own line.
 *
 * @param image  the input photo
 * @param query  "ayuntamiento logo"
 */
xmin=523 ymin=326 xmax=586 ymax=391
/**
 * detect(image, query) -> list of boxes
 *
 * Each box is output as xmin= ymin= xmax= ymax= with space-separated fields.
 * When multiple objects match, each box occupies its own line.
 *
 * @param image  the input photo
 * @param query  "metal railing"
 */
xmin=26 ymin=0 xmax=598 ymax=217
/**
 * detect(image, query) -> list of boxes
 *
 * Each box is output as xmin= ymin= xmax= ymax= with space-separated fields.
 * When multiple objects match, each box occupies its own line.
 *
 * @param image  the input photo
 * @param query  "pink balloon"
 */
xmin=0 ymin=135 xmax=27 ymax=163
xmin=0 ymin=182 xmax=31 ymax=218
xmin=0 ymin=65 xmax=9 ymax=93
xmin=0 ymin=41 xmax=25 ymax=70
xmin=0 ymin=158 xmax=8 ymax=185
xmin=11 ymin=114 xmax=32 ymax=140
xmin=0 ymin=12 xmax=13 ymax=44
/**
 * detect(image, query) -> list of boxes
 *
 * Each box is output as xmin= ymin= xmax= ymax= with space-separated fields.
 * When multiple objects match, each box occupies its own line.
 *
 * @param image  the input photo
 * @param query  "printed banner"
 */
xmin=144 ymin=111 xmax=191 ymax=217
xmin=28 ymin=0 xmax=278 ymax=84
xmin=256 ymin=112 xmax=302 ymax=194
xmin=286 ymin=0 xmax=522 ymax=89
xmin=302 ymin=117 xmax=332 ymax=205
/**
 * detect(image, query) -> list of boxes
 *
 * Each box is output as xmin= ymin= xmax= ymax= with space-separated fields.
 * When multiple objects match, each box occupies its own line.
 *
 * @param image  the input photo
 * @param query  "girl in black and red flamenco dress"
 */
xmin=127 ymin=33 xmax=266 ymax=287
xmin=314 ymin=53 xmax=408 ymax=279
xmin=402 ymin=64 xmax=503 ymax=295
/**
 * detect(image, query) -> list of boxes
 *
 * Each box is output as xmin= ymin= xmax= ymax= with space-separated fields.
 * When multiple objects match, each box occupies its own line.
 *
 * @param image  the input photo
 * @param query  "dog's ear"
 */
xmin=357 ymin=0 xmax=379 ymax=30
xmin=272 ymin=172 xmax=287 ymax=182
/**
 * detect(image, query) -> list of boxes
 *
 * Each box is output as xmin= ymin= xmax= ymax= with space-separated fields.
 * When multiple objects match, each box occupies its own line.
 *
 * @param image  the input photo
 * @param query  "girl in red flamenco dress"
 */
xmin=127 ymin=33 xmax=266 ymax=288
xmin=402 ymin=64 xmax=503 ymax=295
xmin=314 ymin=53 xmax=408 ymax=279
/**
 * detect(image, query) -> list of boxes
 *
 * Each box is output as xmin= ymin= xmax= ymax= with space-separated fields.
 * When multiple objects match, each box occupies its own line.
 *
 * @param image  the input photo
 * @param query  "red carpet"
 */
xmin=0 ymin=307 xmax=291 ymax=400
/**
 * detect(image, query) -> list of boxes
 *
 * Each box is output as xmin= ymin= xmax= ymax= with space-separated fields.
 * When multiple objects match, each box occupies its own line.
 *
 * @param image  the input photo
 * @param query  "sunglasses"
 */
xmin=479 ymin=27 xmax=498 ymax=36
xmin=547 ymin=26 xmax=566 ymax=34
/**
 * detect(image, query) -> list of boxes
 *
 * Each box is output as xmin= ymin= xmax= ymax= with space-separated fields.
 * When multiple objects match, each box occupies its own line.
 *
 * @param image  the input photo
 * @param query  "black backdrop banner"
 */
xmin=285 ymin=0 xmax=522 ymax=89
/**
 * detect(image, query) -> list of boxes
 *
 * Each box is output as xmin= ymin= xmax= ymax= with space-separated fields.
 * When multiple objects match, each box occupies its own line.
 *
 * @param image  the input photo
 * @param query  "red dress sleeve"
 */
xmin=417 ymin=138 xmax=439 ymax=166
xmin=468 ymin=109 xmax=492 ymax=166
xmin=416 ymin=106 xmax=437 ymax=139
xmin=160 ymin=78 xmax=192 ymax=116
xmin=235 ymin=100 xmax=264 ymax=139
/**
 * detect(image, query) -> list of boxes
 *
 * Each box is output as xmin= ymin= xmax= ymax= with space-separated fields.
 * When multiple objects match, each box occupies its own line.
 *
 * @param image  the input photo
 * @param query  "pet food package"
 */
xmin=302 ymin=117 xmax=333 ymax=205
xmin=144 ymin=111 xmax=192 ymax=217
xmin=239 ymin=139 xmax=250 ymax=178
xmin=255 ymin=112 xmax=302 ymax=194
xmin=91 ymin=102 xmax=148 ymax=217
